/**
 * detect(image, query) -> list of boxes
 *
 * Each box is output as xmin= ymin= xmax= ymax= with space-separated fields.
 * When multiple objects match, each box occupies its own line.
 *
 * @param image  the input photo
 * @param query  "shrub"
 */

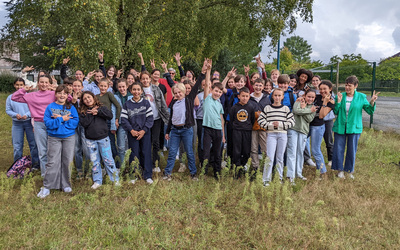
xmin=0 ymin=72 xmax=18 ymax=92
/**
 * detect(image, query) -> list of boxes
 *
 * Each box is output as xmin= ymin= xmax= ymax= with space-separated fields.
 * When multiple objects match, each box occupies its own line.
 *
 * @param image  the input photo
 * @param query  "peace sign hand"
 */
xmin=370 ymin=90 xmax=380 ymax=105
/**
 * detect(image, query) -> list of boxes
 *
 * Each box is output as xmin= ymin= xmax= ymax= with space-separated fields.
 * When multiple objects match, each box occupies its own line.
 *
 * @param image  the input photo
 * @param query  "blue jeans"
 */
xmin=310 ymin=125 xmax=327 ymax=173
xmin=165 ymin=127 xmax=196 ymax=175
xmin=85 ymin=137 xmax=119 ymax=185
xmin=116 ymin=126 xmax=127 ymax=168
xmin=332 ymin=133 xmax=360 ymax=173
xmin=12 ymin=120 xmax=39 ymax=167
xmin=74 ymin=125 xmax=89 ymax=173
xmin=33 ymin=121 xmax=48 ymax=176
xmin=286 ymin=129 xmax=307 ymax=178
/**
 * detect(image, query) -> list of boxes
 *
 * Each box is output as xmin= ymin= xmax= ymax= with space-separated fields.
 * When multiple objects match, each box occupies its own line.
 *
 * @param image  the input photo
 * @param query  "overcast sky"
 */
xmin=1 ymin=1 xmax=399 ymax=64
xmin=261 ymin=0 xmax=400 ymax=64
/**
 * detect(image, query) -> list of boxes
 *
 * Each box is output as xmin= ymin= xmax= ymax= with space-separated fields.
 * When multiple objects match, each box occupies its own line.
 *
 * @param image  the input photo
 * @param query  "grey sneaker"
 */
xmin=348 ymin=173 xmax=355 ymax=179
xmin=191 ymin=174 xmax=199 ymax=181
xmin=146 ymin=178 xmax=154 ymax=184
xmin=327 ymin=161 xmax=332 ymax=167
xmin=63 ymin=187 xmax=72 ymax=193
xmin=263 ymin=181 xmax=270 ymax=187
xmin=221 ymin=161 xmax=227 ymax=168
xmin=178 ymin=163 xmax=187 ymax=173
xmin=153 ymin=167 xmax=161 ymax=173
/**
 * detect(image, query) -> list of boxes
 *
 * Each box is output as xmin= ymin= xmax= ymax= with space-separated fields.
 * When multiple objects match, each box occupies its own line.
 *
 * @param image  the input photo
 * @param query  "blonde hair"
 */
xmin=270 ymin=69 xmax=280 ymax=75
xmin=172 ymin=83 xmax=186 ymax=94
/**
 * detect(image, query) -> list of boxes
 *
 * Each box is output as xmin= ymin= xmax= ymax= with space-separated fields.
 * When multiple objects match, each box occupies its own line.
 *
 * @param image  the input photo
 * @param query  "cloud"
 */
xmin=261 ymin=0 xmax=400 ymax=64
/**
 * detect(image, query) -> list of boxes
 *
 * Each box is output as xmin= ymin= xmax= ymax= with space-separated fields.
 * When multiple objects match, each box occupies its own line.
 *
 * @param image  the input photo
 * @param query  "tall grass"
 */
xmin=1 ymin=93 xmax=400 ymax=248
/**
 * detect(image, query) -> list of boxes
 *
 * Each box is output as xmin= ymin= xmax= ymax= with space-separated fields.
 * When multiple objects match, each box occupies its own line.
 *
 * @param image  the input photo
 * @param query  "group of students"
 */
xmin=6 ymin=52 xmax=379 ymax=198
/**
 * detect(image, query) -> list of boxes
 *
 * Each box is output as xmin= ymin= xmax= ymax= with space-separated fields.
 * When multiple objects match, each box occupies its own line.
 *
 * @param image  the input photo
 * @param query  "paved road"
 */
xmin=362 ymin=96 xmax=400 ymax=133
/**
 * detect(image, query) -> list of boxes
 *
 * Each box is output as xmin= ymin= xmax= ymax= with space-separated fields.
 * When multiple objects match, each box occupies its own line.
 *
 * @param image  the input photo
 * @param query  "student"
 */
xmin=139 ymin=71 xmax=169 ymax=173
xmin=309 ymin=80 xmax=335 ymax=179
xmin=249 ymin=78 xmax=271 ymax=171
xmin=295 ymin=68 xmax=313 ymax=97
xmin=37 ymin=85 xmax=79 ymax=198
xmin=286 ymin=89 xmax=317 ymax=185
xmin=263 ymin=78 xmax=273 ymax=96
xmin=12 ymin=75 xmax=57 ymax=176
xmin=71 ymin=79 xmax=88 ymax=177
xmin=270 ymin=69 xmax=280 ymax=88
xmin=121 ymin=82 xmax=154 ymax=184
xmin=289 ymin=74 xmax=298 ymax=89
xmin=96 ymin=78 xmax=122 ymax=159
xmin=98 ymin=51 xmax=122 ymax=93
xmin=6 ymin=78 xmax=39 ymax=168
xmin=229 ymin=87 xmax=255 ymax=173
xmin=79 ymin=91 xmax=120 ymax=189
xmin=83 ymin=69 xmax=110 ymax=95
xmin=202 ymin=60 xmax=225 ymax=179
xmin=258 ymin=88 xmax=295 ymax=186
xmin=163 ymin=59 xmax=207 ymax=181
xmin=269 ymin=74 xmax=297 ymax=111
xmin=112 ymin=79 xmax=132 ymax=169
xmin=60 ymin=57 xmax=85 ymax=83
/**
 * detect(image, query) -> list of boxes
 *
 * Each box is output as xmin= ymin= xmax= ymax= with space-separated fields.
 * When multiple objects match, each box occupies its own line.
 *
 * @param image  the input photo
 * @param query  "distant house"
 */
xmin=0 ymin=43 xmax=21 ymax=73
xmin=380 ymin=52 xmax=400 ymax=64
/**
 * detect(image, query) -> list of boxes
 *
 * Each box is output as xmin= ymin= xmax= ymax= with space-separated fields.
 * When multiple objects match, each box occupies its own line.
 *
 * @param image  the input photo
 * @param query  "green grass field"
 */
xmin=1 ymin=92 xmax=400 ymax=248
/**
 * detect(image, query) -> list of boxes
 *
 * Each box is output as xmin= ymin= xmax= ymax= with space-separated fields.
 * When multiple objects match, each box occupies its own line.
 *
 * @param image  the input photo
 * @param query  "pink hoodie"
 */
xmin=12 ymin=89 xmax=56 ymax=122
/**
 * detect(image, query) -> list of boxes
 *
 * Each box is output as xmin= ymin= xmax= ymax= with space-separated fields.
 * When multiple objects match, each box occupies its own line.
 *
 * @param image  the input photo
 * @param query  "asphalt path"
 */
xmin=362 ymin=96 xmax=400 ymax=133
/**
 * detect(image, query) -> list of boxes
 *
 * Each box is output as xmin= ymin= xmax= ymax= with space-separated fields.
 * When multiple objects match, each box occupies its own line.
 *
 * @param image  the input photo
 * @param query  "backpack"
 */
xmin=6 ymin=156 xmax=32 ymax=179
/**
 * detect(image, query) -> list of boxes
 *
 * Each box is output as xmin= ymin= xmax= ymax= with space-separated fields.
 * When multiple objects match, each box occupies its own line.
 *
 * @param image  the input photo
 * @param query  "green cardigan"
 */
xmin=333 ymin=91 xmax=376 ymax=134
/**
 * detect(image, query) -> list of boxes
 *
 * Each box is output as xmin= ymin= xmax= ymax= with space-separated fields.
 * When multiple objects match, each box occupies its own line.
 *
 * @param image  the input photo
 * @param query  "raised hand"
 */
xmin=150 ymin=59 xmax=156 ymax=70
xmin=174 ymin=52 xmax=182 ymax=66
xmin=22 ymin=66 xmax=34 ymax=73
xmin=243 ymin=64 xmax=250 ymax=76
xmin=227 ymin=67 xmax=237 ymax=78
xmin=86 ymin=70 xmax=95 ymax=80
xmin=337 ymin=92 xmax=343 ymax=103
xmin=201 ymin=58 xmax=208 ymax=74
xmin=161 ymin=60 xmax=168 ymax=72
xmin=51 ymin=75 xmax=57 ymax=85
xmin=97 ymin=51 xmax=104 ymax=62
xmin=62 ymin=57 xmax=70 ymax=65
xmin=206 ymin=58 xmax=212 ymax=71
xmin=370 ymin=90 xmax=380 ymax=105
xmin=137 ymin=52 xmax=143 ymax=58
xmin=117 ymin=69 xmax=123 ymax=78
xmin=323 ymin=94 xmax=331 ymax=104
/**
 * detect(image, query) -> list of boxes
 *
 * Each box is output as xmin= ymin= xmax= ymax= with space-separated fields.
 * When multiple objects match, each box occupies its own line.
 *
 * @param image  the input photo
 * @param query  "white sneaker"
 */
xmin=37 ymin=187 xmax=50 ymax=198
xmin=298 ymin=176 xmax=307 ymax=181
xmin=328 ymin=161 xmax=332 ymax=167
xmin=163 ymin=146 xmax=168 ymax=151
xmin=349 ymin=173 xmax=355 ymax=179
xmin=176 ymin=155 xmax=179 ymax=160
xmin=115 ymin=181 xmax=121 ymax=187
xmin=306 ymin=159 xmax=316 ymax=167
xmin=338 ymin=171 xmax=345 ymax=179
xmin=289 ymin=178 xmax=295 ymax=186
xmin=91 ymin=183 xmax=102 ymax=189
xmin=258 ymin=154 xmax=263 ymax=160
xmin=153 ymin=167 xmax=161 ymax=173
xmin=130 ymin=179 xmax=137 ymax=185
xmin=221 ymin=161 xmax=227 ymax=168
xmin=244 ymin=164 xmax=249 ymax=172
xmin=178 ymin=163 xmax=187 ymax=173
xmin=63 ymin=187 xmax=72 ymax=193
xmin=146 ymin=178 xmax=154 ymax=184
xmin=263 ymin=181 xmax=270 ymax=187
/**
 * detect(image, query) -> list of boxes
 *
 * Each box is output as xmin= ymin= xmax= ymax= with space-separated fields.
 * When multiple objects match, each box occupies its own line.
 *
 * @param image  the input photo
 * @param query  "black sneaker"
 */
xmin=191 ymin=174 xmax=199 ymax=181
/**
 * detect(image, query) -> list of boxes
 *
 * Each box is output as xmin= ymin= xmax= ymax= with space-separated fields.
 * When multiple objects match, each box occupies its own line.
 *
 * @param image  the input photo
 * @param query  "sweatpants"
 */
xmin=43 ymin=134 xmax=75 ymax=190
xmin=202 ymin=126 xmax=223 ymax=177
xmin=232 ymin=129 xmax=252 ymax=168
xmin=196 ymin=119 xmax=204 ymax=165
xmin=226 ymin=121 xmax=234 ymax=158
xmin=128 ymin=131 xmax=153 ymax=180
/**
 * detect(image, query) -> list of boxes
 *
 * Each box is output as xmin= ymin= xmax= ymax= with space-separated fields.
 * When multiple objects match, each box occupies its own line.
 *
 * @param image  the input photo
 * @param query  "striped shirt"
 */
xmin=257 ymin=104 xmax=295 ymax=133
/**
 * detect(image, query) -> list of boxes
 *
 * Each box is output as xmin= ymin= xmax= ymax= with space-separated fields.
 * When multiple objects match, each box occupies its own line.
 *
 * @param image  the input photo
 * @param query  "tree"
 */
xmin=1 ymin=0 xmax=314 ymax=73
xmin=283 ymin=35 xmax=312 ymax=63
xmin=377 ymin=57 xmax=400 ymax=81
xmin=329 ymin=53 xmax=372 ymax=83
